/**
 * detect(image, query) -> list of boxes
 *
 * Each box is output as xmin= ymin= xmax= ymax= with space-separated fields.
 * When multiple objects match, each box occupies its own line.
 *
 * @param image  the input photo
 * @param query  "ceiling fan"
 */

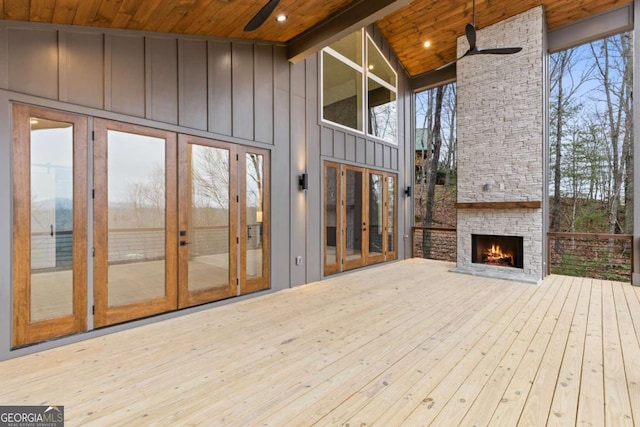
xmin=244 ymin=0 xmax=280 ymax=32
xmin=438 ymin=0 xmax=522 ymax=70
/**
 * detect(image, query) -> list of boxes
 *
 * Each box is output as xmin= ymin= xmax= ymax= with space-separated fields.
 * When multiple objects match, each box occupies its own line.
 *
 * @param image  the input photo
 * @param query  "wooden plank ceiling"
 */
xmin=0 ymin=0 xmax=632 ymax=76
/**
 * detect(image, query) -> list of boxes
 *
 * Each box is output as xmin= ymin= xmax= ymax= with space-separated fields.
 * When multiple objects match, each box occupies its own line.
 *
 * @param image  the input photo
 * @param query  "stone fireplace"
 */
xmin=452 ymin=6 xmax=546 ymax=284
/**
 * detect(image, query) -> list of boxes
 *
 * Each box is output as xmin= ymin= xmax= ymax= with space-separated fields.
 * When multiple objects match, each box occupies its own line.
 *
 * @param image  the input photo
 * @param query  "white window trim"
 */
xmin=320 ymin=30 xmax=399 ymax=145
xmin=365 ymin=33 xmax=398 ymax=144
xmin=320 ymin=49 xmax=366 ymax=134
xmin=367 ymin=73 xmax=397 ymax=95
xmin=365 ymin=33 xmax=398 ymax=90
xmin=323 ymin=46 xmax=364 ymax=73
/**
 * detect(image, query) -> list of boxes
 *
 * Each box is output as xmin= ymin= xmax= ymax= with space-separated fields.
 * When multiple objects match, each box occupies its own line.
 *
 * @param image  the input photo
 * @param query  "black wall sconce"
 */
xmin=299 ymin=173 xmax=308 ymax=191
xmin=404 ymin=186 xmax=412 ymax=197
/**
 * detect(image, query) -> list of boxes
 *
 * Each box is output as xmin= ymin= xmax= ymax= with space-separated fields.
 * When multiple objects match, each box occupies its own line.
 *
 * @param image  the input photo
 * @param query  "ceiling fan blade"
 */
xmin=243 ymin=0 xmax=280 ymax=32
xmin=476 ymin=47 xmax=523 ymax=55
xmin=465 ymin=23 xmax=476 ymax=50
xmin=436 ymin=47 xmax=475 ymax=70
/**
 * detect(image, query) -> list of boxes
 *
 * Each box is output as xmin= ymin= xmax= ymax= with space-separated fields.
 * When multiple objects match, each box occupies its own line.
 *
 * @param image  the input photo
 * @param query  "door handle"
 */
xmin=180 ymin=240 xmax=191 ymax=246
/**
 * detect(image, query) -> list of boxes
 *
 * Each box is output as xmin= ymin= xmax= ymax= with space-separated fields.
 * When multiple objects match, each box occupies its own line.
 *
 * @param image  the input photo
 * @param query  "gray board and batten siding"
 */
xmin=297 ymin=24 xmax=411 ymax=287
xmin=0 ymin=20 xmax=297 ymax=360
xmin=0 ymin=19 xmax=410 ymax=360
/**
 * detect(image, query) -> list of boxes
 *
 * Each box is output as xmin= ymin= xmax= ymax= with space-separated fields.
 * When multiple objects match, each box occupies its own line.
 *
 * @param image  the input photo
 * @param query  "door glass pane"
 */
xmin=107 ymin=130 xmax=166 ymax=307
xmin=325 ymin=166 xmax=338 ymax=266
xmin=30 ymin=118 xmax=74 ymax=322
xmin=345 ymin=169 xmax=363 ymax=261
xmin=188 ymin=145 xmax=230 ymax=292
xmin=368 ymin=173 xmax=383 ymax=256
xmin=388 ymin=176 xmax=395 ymax=253
xmin=246 ymin=153 xmax=264 ymax=279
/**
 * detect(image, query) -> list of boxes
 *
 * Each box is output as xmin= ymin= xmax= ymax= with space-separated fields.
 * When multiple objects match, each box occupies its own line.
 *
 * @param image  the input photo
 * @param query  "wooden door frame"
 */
xmin=12 ymin=104 xmax=88 ymax=347
xmin=239 ymin=146 xmax=270 ymax=294
xmin=177 ymin=134 xmax=238 ymax=308
xmin=366 ymin=170 xmax=386 ymax=265
xmin=342 ymin=164 xmax=367 ymax=271
xmin=93 ymin=119 xmax=178 ymax=327
xmin=323 ymin=163 xmax=398 ymax=276
xmin=385 ymin=173 xmax=398 ymax=261
xmin=323 ymin=162 xmax=342 ymax=275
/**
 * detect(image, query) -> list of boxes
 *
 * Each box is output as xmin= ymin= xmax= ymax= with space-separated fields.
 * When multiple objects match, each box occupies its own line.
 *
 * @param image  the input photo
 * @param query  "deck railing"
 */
xmin=547 ymin=232 xmax=633 ymax=282
xmin=411 ymin=226 xmax=457 ymax=262
xmin=31 ymin=225 xmax=262 ymax=270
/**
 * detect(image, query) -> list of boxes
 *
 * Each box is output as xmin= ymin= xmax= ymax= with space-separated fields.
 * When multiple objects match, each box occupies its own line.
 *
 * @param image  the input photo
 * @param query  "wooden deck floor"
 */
xmin=1 ymin=258 xmax=639 ymax=426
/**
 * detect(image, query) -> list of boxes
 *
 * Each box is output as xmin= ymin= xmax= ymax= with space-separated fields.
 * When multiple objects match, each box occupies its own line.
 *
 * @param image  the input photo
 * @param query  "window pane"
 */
xmin=323 ymin=51 xmax=363 ymax=131
xmin=328 ymin=30 xmax=362 ymax=65
xmin=368 ymin=173 xmax=383 ymax=256
xmin=246 ymin=153 xmax=264 ymax=279
xmin=30 ymin=118 xmax=74 ymax=322
xmin=388 ymin=176 xmax=395 ymax=253
xmin=368 ymin=78 xmax=397 ymax=142
xmin=345 ymin=169 xmax=363 ymax=260
xmin=325 ymin=166 xmax=338 ymax=266
xmin=107 ymin=130 xmax=166 ymax=307
xmin=367 ymin=38 xmax=396 ymax=87
xmin=188 ymin=144 xmax=230 ymax=292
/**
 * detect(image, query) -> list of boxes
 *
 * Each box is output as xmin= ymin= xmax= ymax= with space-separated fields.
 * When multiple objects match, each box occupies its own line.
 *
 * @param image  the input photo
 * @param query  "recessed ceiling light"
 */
xmin=276 ymin=15 xmax=287 ymax=22
xmin=368 ymin=64 xmax=374 ymax=70
xmin=424 ymin=41 xmax=431 ymax=48
xmin=30 ymin=118 xmax=38 ymax=125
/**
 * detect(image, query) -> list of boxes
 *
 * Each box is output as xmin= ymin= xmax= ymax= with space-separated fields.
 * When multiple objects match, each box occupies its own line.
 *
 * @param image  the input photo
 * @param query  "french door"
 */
xmin=93 ymin=119 xmax=179 ymax=327
xmin=13 ymin=108 xmax=270 ymax=342
xmin=93 ymin=121 xmax=270 ymax=327
xmin=177 ymin=135 xmax=238 ymax=307
xmin=324 ymin=162 xmax=396 ymax=276
xmin=12 ymin=104 xmax=88 ymax=347
xmin=177 ymin=136 xmax=269 ymax=307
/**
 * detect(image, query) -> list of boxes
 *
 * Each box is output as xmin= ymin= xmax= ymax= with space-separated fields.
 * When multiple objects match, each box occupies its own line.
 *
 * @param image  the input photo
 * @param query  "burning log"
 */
xmin=481 ymin=244 xmax=515 ymax=267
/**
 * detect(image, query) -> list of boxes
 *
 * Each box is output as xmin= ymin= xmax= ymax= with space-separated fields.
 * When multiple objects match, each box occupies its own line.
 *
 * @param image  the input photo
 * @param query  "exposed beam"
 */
xmin=286 ymin=0 xmax=412 ymax=64
xmin=410 ymin=65 xmax=457 ymax=92
xmin=548 ymin=3 xmax=633 ymax=53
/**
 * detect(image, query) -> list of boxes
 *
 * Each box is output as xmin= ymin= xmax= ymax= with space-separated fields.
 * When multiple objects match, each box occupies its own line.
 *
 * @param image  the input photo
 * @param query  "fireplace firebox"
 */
xmin=472 ymin=234 xmax=523 ymax=269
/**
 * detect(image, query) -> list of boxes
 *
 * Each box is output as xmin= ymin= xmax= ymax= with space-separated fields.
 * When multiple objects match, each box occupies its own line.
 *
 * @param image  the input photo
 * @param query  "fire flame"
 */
xmin=484 ymin=244 xmax=513 ymax=264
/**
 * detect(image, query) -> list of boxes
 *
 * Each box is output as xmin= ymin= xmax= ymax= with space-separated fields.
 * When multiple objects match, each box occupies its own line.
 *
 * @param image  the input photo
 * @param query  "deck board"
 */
xmin=518 ymin=276 xmax=581 ymax=426
xmin=488 ymin=275 xmax=577 ymax=426
xmin=0 ymin=259 xmax=638 ymax=426
xmin=423 ymin=272 xmax=566 ymax=426
xmin=602 ymin=280 xmax=635 ymax=426
xmin=577 ymin=279 xmax=606 ymax=426
xmin=615 ymin=281 xmax=640 ymax=425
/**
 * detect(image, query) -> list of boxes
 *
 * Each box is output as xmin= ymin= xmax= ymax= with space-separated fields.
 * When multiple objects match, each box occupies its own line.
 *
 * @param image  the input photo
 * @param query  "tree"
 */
xmin=549 ymin=48 xmax=591 ymax=233
xmin=424 ymin=85 xmax=444 ymax=228
xmin=589 ymin=34 xmax=633 ymax=235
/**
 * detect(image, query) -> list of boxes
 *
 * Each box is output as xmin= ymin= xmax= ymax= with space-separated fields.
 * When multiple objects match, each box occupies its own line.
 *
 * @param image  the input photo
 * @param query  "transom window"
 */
xmin=322 ymin=30 xmax=398 ymax=144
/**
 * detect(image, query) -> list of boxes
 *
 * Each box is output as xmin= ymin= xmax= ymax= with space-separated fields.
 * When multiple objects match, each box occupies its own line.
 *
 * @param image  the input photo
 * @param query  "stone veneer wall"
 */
xmin=455 ymin=6 xmax=546 ymax=283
